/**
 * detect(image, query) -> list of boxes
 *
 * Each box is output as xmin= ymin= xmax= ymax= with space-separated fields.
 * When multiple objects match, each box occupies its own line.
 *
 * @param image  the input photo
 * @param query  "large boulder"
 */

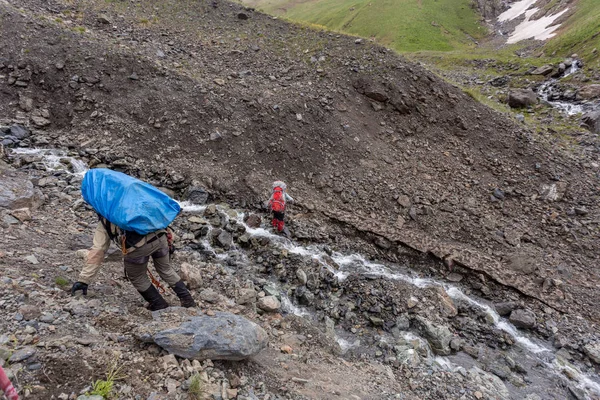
xmin=509 ymin=309 xmax=536 ymax=329
xmin=413 ymin=316 xmax=452 ymax=355
xmin=0 ymin=160 xmax=43 ymax=210
xmin=581 ymin=110 xmax=600 ymax=134
xmin=530 ymin=65 xmax=554 ymax=76
xmin=508 ymin=89 xmax=537 ymax=108
xmin=136 ymin=308 xmax=268 ymax=361
xmin=578 ymin=84 xmax=600 ymax=100
xmin=353 ymin=76 xmax=388 ymax=102
xmin=184 ymin=185 xmax=210 ymax=205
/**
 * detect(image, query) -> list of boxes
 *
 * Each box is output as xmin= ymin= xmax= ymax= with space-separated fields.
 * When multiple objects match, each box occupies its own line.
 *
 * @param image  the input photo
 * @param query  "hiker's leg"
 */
xmin=151 ymin=236 xmax=180 ymax=287
xmin=150 ymin=237 xmax=195 ymax=307
xmin=274 ymin=211 xmax=285 ymax=232
xmin=124 ymin=254 xmax=152 ymax=291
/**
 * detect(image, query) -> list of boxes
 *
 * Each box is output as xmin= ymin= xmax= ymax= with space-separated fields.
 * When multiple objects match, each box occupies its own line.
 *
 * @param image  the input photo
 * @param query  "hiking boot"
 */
xmin=277 ymin=220 xmax=285 ymax=232
xmin=172 ymin=280 xmax=197 ymax=308
xmin=139 ymin=285 xmax=169 ymax=311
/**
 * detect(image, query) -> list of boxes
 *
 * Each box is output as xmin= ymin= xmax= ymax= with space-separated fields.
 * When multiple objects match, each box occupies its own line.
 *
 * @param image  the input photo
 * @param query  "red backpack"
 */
xmin=270 ymin=187 xmax=285 ymax=212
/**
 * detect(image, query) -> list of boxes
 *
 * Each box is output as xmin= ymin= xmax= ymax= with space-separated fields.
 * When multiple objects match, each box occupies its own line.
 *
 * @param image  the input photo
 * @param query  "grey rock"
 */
xmin=3 ymin=214 xmax=20 ymax=225
xmin=413 ymin=316 xmax=452 ymax=355
xmin=243 ymin=213 xmax=261 ymax=228
xmin=296 ymin=269 xmax=308 ymax=285
xmin=77 ymin=395 xmax=105 ymax=400
xmin=180 ymin=263 xmax=203 ymax=289
xmin=353 ymin=76 xmax=387 ymax=102
xmin=581 ymin=110 xmax=600 ymax=134
xmin=583 ymin=342 xmax=600 ymax=364
xmin=9 ymin=346 xmax=37 ymax=363
xmin=210 ymin=131 xmax=222 ymax=141
xmin=446 ymin=273 xmax=463 ymax=282
xmin=395 ymin=316 xmax=410 ymax=330
xmin=508 ymin=89 xmax=537 ymax=108
xmin=25 ymin=255 xmax=39 ymax=264
xmin=492 ymin=188 xmax=505 ymax=200
xmin=0 ymin=161 xmax=43 ymax=210
xmin=494 ymin=301 xmax=519 ymax=317
xmin=138 ymin=308 xmax=268 ymax=360
xmin=97 ymin=14 xmax=112 ymax=24
xmin=31 ymin=115 xmax=51 ymax=127
xmin=185 ymin=186 xmax=210 ymax=205
xmin=530 ymin=65 xmax=554 ymax=76
xmin=236 ymin=288 xmax=257 ymax=305
xmin=216 ymin=230 xmax=233 ymax=249
xmin=397 ymin=195 xmax=411 ymax=208
xmin=257 ymin=296 xmax=280 ymax=312
xmin=9 ymin=124 xmax=30 ymax=139
xmin=509 ymin=309 xmax=536 ymax=329
xmin=467 ymin=367 xmax=509 ymax=400
xmin=199 ymin=288 xmax=220 ymax=303
xmin=259 ymin=286 xmax=277 ymax=298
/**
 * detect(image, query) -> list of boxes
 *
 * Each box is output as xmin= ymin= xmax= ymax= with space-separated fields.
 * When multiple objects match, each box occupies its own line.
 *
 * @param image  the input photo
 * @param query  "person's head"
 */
xmin=272 ymin=180 xmax=286 ymax=190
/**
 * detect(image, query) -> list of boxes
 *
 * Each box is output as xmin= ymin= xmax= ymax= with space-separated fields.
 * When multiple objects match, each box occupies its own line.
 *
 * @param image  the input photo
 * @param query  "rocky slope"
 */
xmin=1 ymin=0 xmax=600 ymax=398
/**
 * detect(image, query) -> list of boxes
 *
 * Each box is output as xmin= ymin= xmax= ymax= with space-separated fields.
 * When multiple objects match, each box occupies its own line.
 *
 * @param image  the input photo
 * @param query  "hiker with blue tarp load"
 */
xmin=70 ymin=168 xmax=196 ymax=311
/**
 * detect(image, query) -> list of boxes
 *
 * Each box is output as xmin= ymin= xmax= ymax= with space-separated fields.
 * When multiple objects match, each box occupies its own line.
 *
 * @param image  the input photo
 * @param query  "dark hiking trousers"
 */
xmin=123 ymin=234 xmax=180 ymax=291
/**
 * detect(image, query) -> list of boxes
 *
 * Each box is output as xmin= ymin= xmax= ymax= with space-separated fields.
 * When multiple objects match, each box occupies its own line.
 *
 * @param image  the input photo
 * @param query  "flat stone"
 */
xmin=257 ymin=296 xmax=281 ymax=312
xmin=446 ymin=273 xmax=463 ymax=282
xmin=137 ymin=308 xmax=268 ymax=361
xmin=9 ymin=346 xmax=37 ymax=363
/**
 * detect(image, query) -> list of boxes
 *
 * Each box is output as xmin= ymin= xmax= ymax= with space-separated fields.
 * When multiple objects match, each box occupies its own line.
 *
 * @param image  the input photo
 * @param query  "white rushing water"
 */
xmin=11 ymin=148 xmax=88 ymax=175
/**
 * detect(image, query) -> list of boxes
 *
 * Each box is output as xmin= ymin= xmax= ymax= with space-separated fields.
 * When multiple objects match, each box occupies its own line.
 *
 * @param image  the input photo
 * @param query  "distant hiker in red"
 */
xmin=268 ymin=181 xmax=294 ymax=233
xmin=0 ymin=365 xmax=19 ymax=400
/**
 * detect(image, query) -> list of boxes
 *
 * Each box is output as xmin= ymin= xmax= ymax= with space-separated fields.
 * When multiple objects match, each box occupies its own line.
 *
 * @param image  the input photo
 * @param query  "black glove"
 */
xmin=71 ymin=281 xmax=88 ymax=296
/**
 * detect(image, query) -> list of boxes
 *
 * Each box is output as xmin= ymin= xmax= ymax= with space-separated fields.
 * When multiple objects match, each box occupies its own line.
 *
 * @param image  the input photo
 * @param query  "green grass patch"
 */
xmin=249 ymin=0 xmax=487 ymax=52
xmin=543 ymin=0 xmax=600 ymax=67
xmin=55 ymin=276 xmax=69 ymax=287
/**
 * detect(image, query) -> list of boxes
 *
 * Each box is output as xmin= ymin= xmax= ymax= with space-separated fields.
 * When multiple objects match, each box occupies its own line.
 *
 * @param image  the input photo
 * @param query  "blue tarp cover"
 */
xmin=81 ymin=168 xmax=180 ymax=235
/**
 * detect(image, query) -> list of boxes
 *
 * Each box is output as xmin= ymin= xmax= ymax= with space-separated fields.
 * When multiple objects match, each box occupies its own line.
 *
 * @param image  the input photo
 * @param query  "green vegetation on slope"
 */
xmin=543 ymin=0 xmax=600 ymax=67
xmin=249 ymin=0 xmax=487 ymax=52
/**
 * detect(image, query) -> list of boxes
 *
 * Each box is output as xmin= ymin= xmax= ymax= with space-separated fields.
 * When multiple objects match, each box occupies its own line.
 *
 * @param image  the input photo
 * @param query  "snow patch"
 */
xmin=498 ymin=0 xmax=569 ymax=44
xmin=507 ymin=8 xmax=568 ymax=44
xmin=498 ymin=0 xmax=537 ymax=22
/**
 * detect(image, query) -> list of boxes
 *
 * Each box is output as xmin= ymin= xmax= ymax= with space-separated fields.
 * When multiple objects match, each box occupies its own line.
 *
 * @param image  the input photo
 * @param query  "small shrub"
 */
xmin=89 ymin=359 xmax=126 ymax=399
xmin=188 ymin=373 xmax=204 ymax=400
xmin=55 ymin=277 xmax=69 ymax=287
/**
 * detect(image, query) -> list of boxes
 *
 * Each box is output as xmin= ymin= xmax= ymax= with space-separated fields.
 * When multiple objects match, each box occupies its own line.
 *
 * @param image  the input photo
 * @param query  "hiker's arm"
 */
xmin=285 ymin=193 xmax=294 ymax=203
xmin=78 ymin=222 xmax=111 ymax=284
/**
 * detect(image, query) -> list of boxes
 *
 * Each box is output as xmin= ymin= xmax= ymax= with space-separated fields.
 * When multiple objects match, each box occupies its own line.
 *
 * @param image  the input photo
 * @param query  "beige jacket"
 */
xmin=78 ymin=221 xmax=165 ymax=284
